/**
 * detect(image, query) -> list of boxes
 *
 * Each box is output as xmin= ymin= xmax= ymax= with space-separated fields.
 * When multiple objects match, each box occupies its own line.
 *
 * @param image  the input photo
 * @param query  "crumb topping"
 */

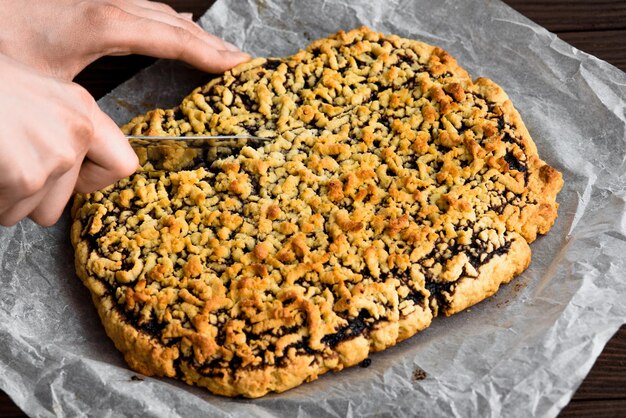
xmin=73 ymin=27 xmax=562 ymax=389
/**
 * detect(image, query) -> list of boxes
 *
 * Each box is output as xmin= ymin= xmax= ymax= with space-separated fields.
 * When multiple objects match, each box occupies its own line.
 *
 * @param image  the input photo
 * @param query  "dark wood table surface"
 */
xmin=1 ymin=1 xmax=624 ymax=416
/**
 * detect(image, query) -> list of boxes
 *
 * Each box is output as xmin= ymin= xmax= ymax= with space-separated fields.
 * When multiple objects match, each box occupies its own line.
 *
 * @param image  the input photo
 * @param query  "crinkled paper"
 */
xmin=1 ymin=0 xmax=625 ymax=416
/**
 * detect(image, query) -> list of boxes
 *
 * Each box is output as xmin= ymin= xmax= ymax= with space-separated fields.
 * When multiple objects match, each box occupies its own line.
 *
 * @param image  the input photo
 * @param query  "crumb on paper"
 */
xmin=360 ymin=358 xmax=372 ymax=368
xmin=412 ymin=367 xmax=428 ymax=381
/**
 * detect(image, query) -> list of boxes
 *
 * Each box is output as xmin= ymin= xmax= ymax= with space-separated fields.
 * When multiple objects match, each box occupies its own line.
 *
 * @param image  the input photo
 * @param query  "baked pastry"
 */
xmin=71 ymin=27 xmax=563 ymax=397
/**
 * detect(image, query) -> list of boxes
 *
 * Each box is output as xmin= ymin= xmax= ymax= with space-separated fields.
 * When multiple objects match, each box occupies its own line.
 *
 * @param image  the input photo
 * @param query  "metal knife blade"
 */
xmin=127 ymin=134 xmax=265 ymax=142
xmin=127 ymin=134 xmax=271 ymax=172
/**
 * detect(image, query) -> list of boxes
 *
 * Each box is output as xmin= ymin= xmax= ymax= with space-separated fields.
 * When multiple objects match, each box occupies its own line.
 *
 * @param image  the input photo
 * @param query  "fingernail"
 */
xmin=219 ymin=50 xmax=252 ymax=63
xmin=233 ymin=51 xmax=252 ymax=60
xmin=180 ymin=12 xmax=193 ymax=20
xmin=222 ymin=40 xmax=241 ymax=52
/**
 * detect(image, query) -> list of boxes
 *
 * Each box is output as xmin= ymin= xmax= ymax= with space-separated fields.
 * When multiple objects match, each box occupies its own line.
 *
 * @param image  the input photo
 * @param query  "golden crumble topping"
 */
xmin=71 ymin=27 xmax=563 ymax=398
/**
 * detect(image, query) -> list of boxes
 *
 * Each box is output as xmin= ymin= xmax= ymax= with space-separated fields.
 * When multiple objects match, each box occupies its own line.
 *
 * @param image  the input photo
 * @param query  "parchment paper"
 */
xmin=2 ymin=0 xmax=626 ymax=416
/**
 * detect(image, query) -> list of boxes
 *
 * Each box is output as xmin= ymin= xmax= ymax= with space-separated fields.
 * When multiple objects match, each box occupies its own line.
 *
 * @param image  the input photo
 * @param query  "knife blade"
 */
xmin=127 ymin=134 xmax=271 ymax=172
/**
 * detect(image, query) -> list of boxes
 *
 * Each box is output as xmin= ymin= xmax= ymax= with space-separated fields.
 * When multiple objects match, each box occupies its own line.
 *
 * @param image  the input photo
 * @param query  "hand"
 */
xmin=0 ymin=54 xmax=138 ymax=226
xmin=0 ymin=0 xmax=250 ymax=80
xmin=0 ymin=0 xmax=251 ymax=227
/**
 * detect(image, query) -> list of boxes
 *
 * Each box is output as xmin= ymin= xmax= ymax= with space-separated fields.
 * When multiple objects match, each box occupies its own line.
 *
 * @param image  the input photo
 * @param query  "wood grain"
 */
xmin=0 ymin=399 xmax=22 ymax=418
xmin=559 ymin=30 xmax=626 ymax=71
xmin=503 ymin=1 xmax=626 ymax=73
xmin=561 ymin=325 xmax=626 ymax=417
xmin=1 ymin=1 xmax=624 ymax=416
xmin=503 ymin=0 xmax=626 ymax=32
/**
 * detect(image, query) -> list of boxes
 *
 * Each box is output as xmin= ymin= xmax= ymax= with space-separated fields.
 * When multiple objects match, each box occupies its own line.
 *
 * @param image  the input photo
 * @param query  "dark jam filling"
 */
xmin=263 ymin=59 xmax=282 ymax=71
xmin=170 ymin=108 xmax=184 ymax=121
xmin=425 ymin=280 xmax=456 ymax=314
xmin=503 ymin=151 xmax=527 ymax=173
xmin=466 ymin=239 xmax=512 ymax=269
xmin=242 ymin=93 xmax=259 ymax=110
xmin=425 ymin=238 xmax=513 ymax=310
xmin=386 ymin=269 xmax=427 ymax=308
xmin=321 ymin=310 xmax=371 ymax=348
xmin=138 ymin=315 xmax=166 ymax=336
xmin=405 ymin=291 xmax=427 ymax=307
xmin=501 ymin=131 xmax=516 ymax=144
xmin=194 ymin=309 xmax=378 ymax=375
xmin=490 ymin=192 xmax=523 ymax=216
xmin=425 ymin=280 xmax=455 ymax=298
xmin=83 ymin=229 xmax=102 ymax=252
xmin=81 ymin=254 xmax=166 ymax=341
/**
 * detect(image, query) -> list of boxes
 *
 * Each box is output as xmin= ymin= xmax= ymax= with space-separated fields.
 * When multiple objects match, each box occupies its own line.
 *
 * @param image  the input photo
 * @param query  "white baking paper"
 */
xmin=2 ymin=0 xmax=625 ymax=416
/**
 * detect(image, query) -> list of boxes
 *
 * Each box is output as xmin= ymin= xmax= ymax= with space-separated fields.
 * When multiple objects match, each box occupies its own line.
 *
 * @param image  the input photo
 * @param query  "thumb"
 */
xmin=76 ymin=106 xmax=139 ymax=193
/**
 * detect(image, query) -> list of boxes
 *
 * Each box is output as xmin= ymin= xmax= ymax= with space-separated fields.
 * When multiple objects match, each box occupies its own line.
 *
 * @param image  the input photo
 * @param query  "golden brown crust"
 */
xmin=436 ymin=232 xmax=531 ymax=316
xmin=72 ymin=27 xmax=562 ymax=397
xmin=473 ymin=77 xmax=564 ymax=242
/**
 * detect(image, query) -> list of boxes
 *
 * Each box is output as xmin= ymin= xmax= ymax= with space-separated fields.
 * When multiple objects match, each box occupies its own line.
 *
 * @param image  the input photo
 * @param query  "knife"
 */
xmin=127 ymin=134 xmax=271 ymax=171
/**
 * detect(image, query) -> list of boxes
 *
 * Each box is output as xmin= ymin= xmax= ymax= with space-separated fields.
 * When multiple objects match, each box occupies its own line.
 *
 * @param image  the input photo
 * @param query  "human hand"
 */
xmin=0 ymin=55 xmax=138 ymax=226
xmin=0 ymin=0 xmax=251 ymax=227
xmin=0 ymin=0 xmax=250 ymax=80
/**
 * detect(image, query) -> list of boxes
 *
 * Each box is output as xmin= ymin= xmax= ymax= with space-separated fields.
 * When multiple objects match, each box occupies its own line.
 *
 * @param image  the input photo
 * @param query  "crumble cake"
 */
xmin=71 ymin=27 xmax=563 ymax=397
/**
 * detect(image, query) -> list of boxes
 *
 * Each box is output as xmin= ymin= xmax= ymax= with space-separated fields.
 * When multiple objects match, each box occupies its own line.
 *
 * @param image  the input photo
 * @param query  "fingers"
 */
xmin=123 ymin=1 xmax=197 ymax=26
xmin=125 ymin=0 xmax=179 ymax=15
xmin=29 ymin=163 xmax=82 ymax=227
xmin=0 ymin=106 xmax=138 ymax=227
xmin=123 ymin=1 xmax=240 ymax=52
xmin=0 ymin=56 xmax=138 ymax=228
xmin=0 ymin=0 xmax=247 ymax=83
xmin=109 ymin=0 xmax=244 ymax=53
xmin=76 ymin=107 xmax=138 ymax=193
xmin=0 ymin=157 xmax=82 ymax=227
xmin=0 ymin=160 xmax=78 ymax=227
xmin=104 ymin=8 xmax=250 ymax=73
xmin=1 ymin=98 xmax=138 ymax=226
xmin=0 ymin=184 xmax=51 ymax=227
xmin=121 ymin=4 xmax=230 ymax=50
xmin=113 ymin=20 xmax=250 ymax=73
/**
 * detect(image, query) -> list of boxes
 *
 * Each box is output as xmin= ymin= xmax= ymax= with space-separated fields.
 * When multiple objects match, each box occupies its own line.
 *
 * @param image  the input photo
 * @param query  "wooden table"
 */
xmin=1 ymin=1 xmax=624 ymax=416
